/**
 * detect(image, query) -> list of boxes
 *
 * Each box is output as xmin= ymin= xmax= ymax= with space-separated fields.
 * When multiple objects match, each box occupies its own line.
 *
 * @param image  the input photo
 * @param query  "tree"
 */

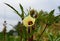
xmin=58 ymin=6 xmax=60 ymax=12
xmin=8 ymin=30 xmax=15 ymax=36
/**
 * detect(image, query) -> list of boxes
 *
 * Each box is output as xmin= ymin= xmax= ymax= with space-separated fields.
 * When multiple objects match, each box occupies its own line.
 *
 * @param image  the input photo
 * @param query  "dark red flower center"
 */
xmin=28 ymin=21 xmax=33 ymax=25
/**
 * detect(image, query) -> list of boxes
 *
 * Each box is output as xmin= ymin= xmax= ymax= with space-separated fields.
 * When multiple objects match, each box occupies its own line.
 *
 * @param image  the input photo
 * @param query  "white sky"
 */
xmin=0 ymin=0 xmax=60 ymax=32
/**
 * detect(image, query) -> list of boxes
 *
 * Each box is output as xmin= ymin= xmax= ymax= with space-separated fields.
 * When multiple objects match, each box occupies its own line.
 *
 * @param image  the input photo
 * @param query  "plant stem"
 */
xmin=20 ymin=29 xmax=22 ymax=41
xmin=40 ymin=24 xmax=48 ymax=38
xmin=28 ymin=27 xmax=30 ymax=41
xmin=28 ymin=27 xmax=33 ymax=41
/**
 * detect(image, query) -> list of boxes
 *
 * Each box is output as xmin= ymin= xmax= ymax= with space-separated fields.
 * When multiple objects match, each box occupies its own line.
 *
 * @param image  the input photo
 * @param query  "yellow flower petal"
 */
xmin=23 ymin=15 xmax=35 ymax=27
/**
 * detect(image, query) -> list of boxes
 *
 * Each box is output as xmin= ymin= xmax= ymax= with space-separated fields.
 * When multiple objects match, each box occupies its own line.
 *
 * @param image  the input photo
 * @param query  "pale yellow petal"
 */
xmin=23 ymin=15 xmax=35 ymax=27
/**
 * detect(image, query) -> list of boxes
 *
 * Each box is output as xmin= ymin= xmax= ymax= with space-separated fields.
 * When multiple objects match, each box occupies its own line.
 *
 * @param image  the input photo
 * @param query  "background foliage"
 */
xmin=0 ymin=3 xmax=60 ymax=41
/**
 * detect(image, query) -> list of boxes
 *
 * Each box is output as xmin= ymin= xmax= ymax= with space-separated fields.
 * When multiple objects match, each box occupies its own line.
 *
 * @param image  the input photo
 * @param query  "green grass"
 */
xmin=0 ymin=33 xmax=20 ymax=41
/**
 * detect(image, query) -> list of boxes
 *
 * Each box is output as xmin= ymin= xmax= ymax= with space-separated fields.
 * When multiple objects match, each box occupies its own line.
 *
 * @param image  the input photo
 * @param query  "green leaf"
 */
xmin=47 ymin=10 xmax=55 ymax=25
xmin=54 ymin=34 xmax=60 ymax=41
xmin=19 ymin=4 xmax=23 ymax=12
xmin=4 ymin=3 xmax=22 ymax=18
xmin=54 ymin=15 xmax=60 ymax=23
xmin=48 ymin=34 xmax=54 ymax=41
xmin=19 ymin=4 xmax=24 ymax=19
xmin=49 ymin=10 xmax=55 ymax=16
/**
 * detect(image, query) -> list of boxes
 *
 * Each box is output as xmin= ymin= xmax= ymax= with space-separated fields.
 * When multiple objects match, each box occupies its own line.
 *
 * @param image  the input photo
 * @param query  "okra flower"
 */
xmin=23 ymin=15 xmax=35 ymax=27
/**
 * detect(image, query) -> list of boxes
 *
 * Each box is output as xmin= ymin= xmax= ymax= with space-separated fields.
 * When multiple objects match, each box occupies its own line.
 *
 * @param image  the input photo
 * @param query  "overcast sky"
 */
xmin=0 ymin=0 xmax=60 ymax=32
